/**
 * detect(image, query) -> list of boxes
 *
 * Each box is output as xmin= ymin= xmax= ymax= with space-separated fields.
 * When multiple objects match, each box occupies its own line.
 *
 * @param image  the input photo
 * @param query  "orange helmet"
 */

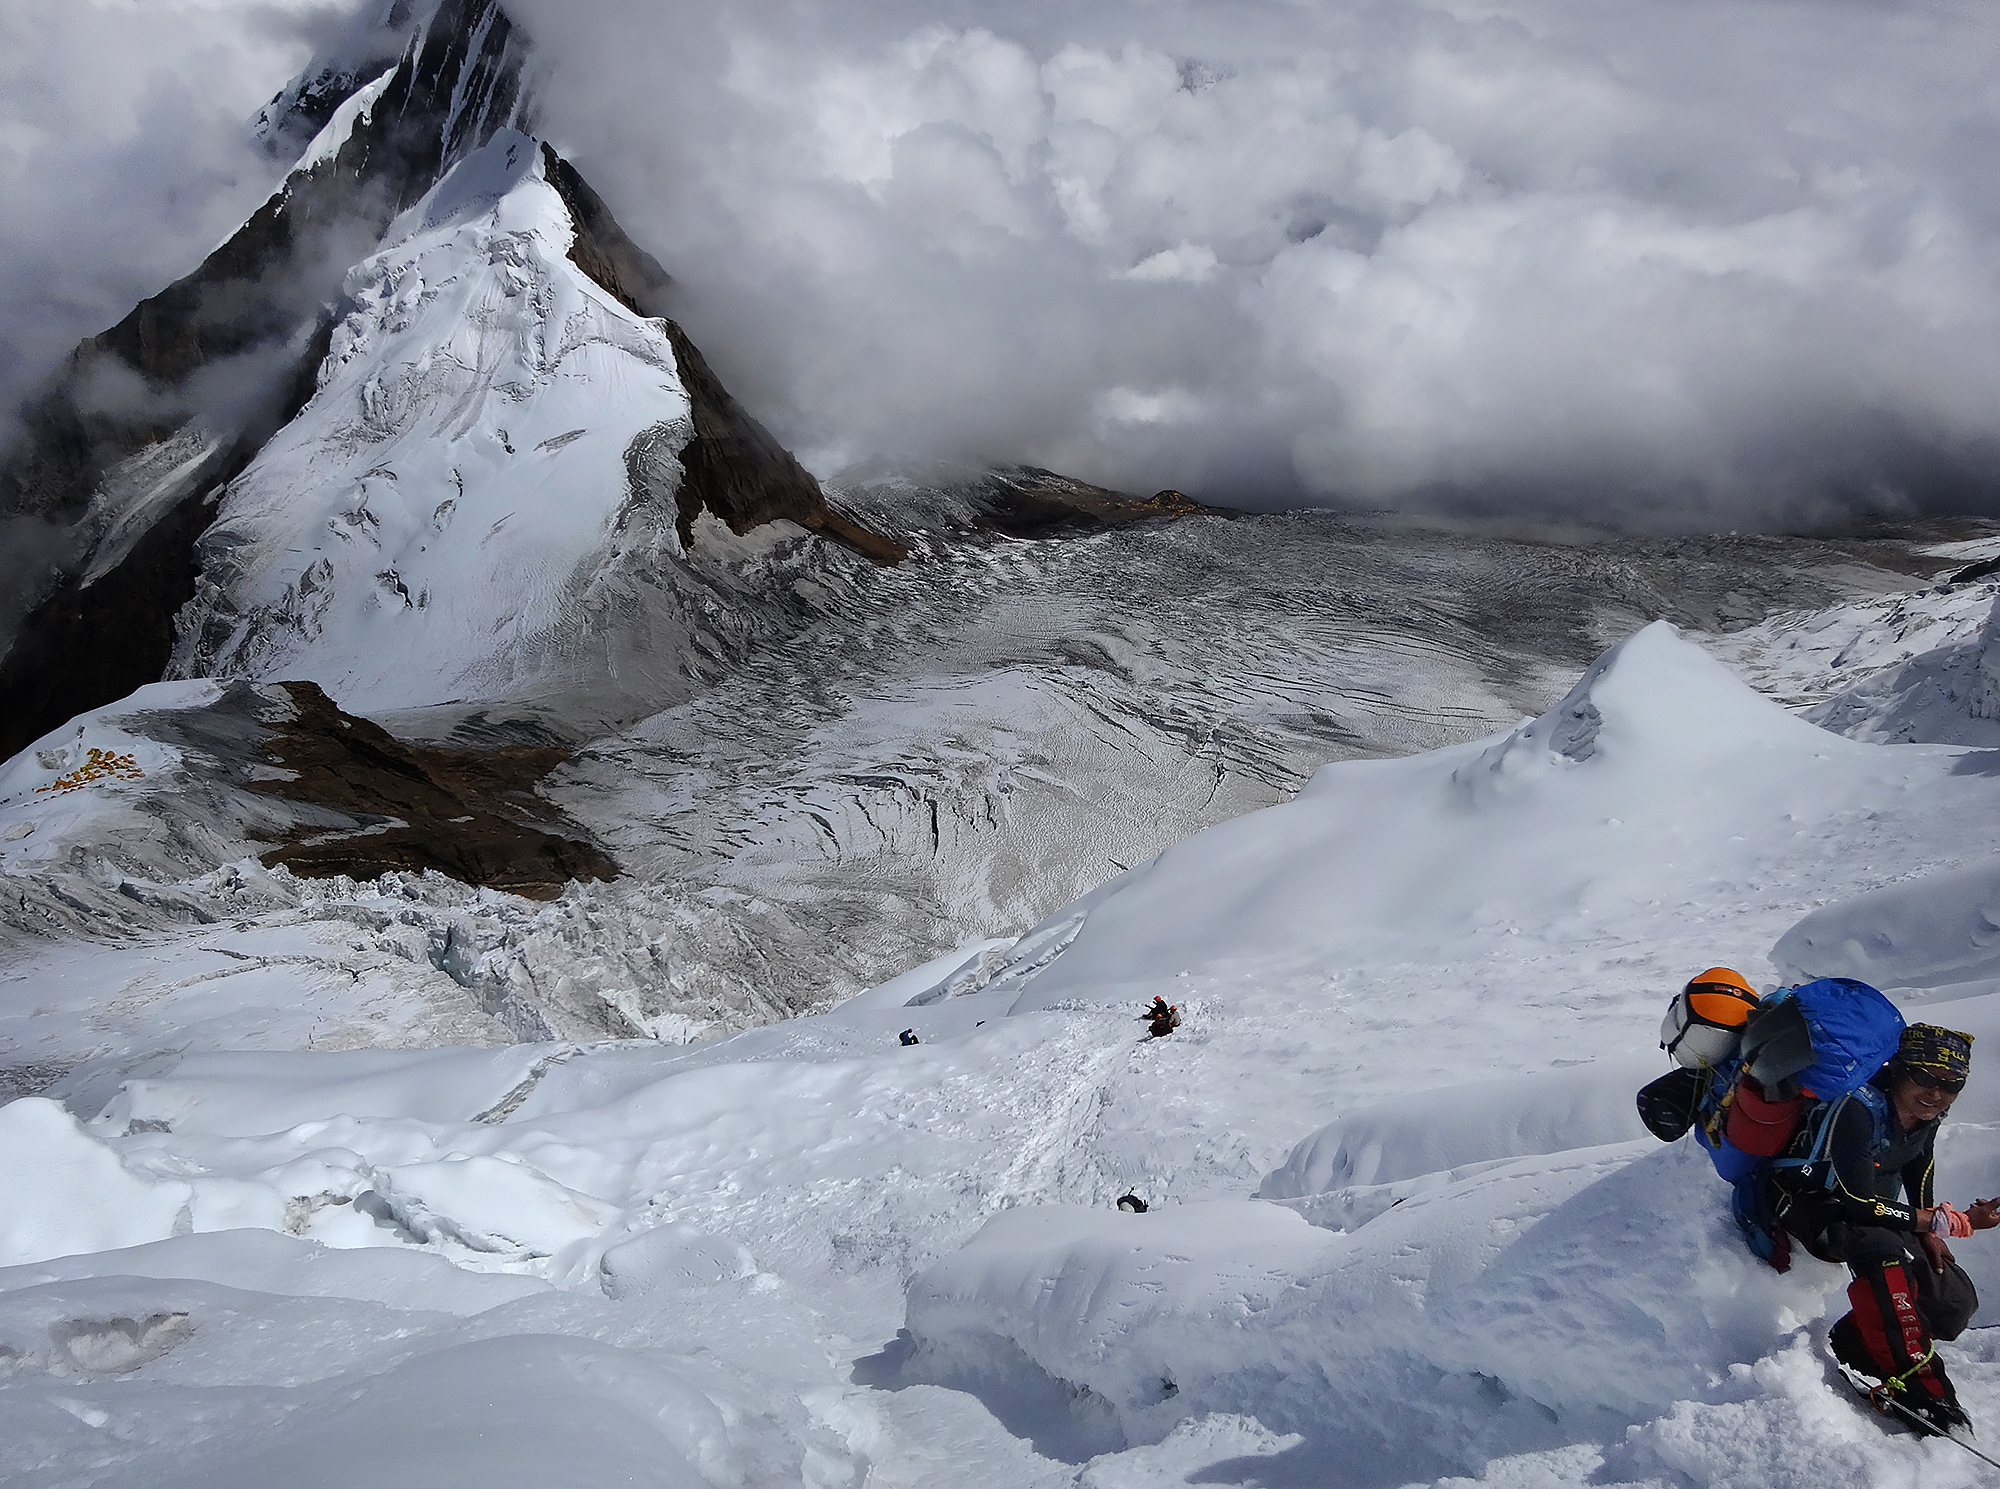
xmin=1661 ymin=967 xmax=1761 ymax=1069
xmin=1683 ymin=968 xmax=1758 ymax=1029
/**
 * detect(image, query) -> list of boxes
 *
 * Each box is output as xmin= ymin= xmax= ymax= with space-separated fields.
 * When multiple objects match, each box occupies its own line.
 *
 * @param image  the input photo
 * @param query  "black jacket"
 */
xmin=1812 ymin=1078 xmax=1937 ymax=1231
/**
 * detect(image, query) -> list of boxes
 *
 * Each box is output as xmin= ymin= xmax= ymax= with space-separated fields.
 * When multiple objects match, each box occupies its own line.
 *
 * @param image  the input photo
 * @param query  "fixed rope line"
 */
xmin=1838 ymin=1364 xmax=2000 ymax=1473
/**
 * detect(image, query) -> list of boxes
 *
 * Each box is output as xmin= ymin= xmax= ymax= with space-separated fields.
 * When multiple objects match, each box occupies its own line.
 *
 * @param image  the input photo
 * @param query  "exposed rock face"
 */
xmin=250 ymin=680 xmax=616 ymax=899
xmin=0 ymin=673 xmax=610 ymax=917
xmin=539 ymin=144 xmax=905 ymax=566
xmin=0 ymin=470 xmax=238 ymax=771
xmin=0 ymin=0 xmax=892 ymax=768
xmin=964 ymin=468 xmax=1212 ymax=538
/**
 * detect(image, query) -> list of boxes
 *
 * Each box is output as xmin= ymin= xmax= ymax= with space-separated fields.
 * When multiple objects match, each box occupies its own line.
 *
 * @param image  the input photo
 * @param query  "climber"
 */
xmin=1769 ymin=1024 xmax=2000 ymax=1436
xmin=899 ymin=1028 xmax=919 ymax=1047
xmin=1146 ymin=998 xmax=1181 ymax=1038
xmin=1116 ymin=1193 xmax=1148 ymax=1213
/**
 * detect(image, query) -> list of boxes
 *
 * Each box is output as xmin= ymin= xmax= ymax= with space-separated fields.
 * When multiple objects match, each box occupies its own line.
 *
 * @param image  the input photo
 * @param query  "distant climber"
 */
xmin=1145 ymin=997 xmax=1181 ymax=1038
xmin=899 ymin=1028 xmax=919 ymax=1047
xmin=1116 ymin=1193 xmax=1149 ymax=1213
xmin=1766 ymin=1025 xmax=1999 ymax=1435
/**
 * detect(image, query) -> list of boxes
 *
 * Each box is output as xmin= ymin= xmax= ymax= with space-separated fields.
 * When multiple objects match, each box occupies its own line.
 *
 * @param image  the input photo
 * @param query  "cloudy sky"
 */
xmin=6 ymin=0 xmax=2000 ymax=528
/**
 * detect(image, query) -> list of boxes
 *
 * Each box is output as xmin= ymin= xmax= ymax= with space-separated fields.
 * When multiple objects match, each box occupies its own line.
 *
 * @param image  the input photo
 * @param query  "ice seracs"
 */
xmin=1806 ymin=590 xmax=2000 ymax=747
xmin=1700 ymin=574 xmax=2000 ymax=741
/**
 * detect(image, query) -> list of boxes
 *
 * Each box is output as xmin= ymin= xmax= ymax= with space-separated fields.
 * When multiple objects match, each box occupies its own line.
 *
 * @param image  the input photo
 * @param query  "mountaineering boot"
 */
xmin=1904 ymin=1352 xmax=1971 ymax=1437
xmin=1899 ymin=1386 xmax=1973 ymax=1439
xmin=1833 ymin=1312 xmax=1974 ymax=1436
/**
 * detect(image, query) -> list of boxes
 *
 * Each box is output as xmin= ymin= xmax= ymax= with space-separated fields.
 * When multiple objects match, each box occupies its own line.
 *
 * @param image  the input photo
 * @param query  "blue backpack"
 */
xmin=1700 ymin=978 xmax=1905 ymax=1265
xmin=1741 ymin=977 xmax=1908 ymax=1101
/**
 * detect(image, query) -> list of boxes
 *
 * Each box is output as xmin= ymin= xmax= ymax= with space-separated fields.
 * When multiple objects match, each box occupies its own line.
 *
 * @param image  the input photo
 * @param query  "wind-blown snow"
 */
xmin=10 ymin=617 xmax=2000 ymax=1484
xmin=292 ymin=66 xmax=398 ymax=177
xmin=1257 ymin=1055 xmax=1658 ymax=1202
xmin=0 ymin=1099 xmax=193 ymax=1268
xmin=1774 ymin=859 xmax=2000 ymax=995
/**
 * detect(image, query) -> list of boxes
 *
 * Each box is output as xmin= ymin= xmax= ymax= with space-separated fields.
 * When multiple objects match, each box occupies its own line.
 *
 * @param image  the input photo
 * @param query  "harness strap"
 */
xmin=1764 ymin=1087 xmax=1875 ymax=1185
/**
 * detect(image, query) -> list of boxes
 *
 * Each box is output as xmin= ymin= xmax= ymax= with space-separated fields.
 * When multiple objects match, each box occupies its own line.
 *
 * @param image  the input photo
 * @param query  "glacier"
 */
xmin=7 ymin=615 xmax=2000 ymax=1485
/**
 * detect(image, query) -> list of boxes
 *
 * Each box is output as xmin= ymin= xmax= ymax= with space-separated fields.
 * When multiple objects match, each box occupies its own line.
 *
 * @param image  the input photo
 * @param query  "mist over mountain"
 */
xmin=0 ymin=1 xmax=314 ymax=445
xmin=8 ymin=0 xmax=2000 ymax=531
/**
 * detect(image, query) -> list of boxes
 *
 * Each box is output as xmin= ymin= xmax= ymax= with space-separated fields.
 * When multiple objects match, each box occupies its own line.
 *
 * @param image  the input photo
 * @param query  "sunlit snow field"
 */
xmin=7 ymin=617 xmax=2000 ymax=1486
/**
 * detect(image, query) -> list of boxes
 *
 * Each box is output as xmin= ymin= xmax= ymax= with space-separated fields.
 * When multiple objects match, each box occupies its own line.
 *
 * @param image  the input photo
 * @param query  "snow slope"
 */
xmin=998 ymin=622 xmax=1999 ymax=1078
xmin=9 ymin=620 xmax=2000 ymax=1485
xmin=1698 ymin=575 xmax=2000 ymax=748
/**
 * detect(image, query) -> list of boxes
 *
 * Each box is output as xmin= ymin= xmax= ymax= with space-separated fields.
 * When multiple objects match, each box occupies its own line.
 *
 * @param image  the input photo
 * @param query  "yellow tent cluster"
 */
xmin=36 ymin=747 xmax=146 ymax=795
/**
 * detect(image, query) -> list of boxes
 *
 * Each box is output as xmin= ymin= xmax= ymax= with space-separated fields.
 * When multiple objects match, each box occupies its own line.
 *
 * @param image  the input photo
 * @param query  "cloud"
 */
xmin=1123 ymin=244 xmax=1217 ymax=284
xmin=503 ymin=0 xmax=2000 ymax=527
xmin=0 ymin=0 xmax=322 ymax=448
xmin=0 ymin=515 xmax=70 ymax=655
xmin=9 ymin=0 xmax=2000 ymax=531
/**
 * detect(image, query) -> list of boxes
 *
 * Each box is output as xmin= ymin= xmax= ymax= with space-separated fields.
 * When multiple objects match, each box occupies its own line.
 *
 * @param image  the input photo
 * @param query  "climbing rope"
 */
xmin=1838 ymin=1361 xmax=2000 ymax=1472
xmin=1867 ymin=1342 xmax=1938 ymax=1407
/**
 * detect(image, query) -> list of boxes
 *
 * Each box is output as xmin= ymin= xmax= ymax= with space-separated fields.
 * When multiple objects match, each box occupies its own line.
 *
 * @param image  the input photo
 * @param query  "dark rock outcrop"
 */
xmin=656 ymin=321 xmax=907 ymax=564
xmin=967 ymin=467 xmax=1214 ymax=538
xmin=251 ymin=680 xmax=615 ymax=899
xmin=539 ymin=142 xmax=904 ymax=566
xmin=1 ymin=477 xmax=223 ymax=766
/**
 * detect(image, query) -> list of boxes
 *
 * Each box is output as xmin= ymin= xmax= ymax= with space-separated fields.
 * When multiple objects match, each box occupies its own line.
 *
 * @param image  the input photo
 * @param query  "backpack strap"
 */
xmin=1695 ymin=1057 xmax=1744 ymax=1147
xmin=1766 ymin=1092 xmax=1843 ymax=1182
xmin=1768 ymin=1084 xmax=1889 ymax=1189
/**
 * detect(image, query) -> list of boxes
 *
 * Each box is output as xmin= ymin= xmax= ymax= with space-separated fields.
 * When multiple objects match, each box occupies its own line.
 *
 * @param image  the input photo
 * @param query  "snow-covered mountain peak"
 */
xmin=168 ymin=130 xmax=697 ymax=714
xmin=0 ymin=0 xmax=546 ymax=758
xmin=0 ymin=0 xmax=896 ymax=753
